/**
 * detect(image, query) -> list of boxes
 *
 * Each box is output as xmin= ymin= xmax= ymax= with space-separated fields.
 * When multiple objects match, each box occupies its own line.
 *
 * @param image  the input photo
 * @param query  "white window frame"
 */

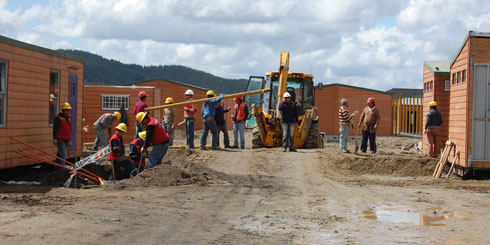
xmin=0 ymin=60 xmax=7 ymax=128
xmin=101 ymin=94 xmax=130 ymax=110
xmin=445 ymin=80 xmax=450 ymax=91
xmin=49 ymin=70 xmax=60 ymax=126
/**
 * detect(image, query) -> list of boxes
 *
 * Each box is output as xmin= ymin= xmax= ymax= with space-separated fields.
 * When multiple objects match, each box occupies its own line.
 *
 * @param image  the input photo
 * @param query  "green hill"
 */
xmin=60 ymin=50 xmax=248 ymax=93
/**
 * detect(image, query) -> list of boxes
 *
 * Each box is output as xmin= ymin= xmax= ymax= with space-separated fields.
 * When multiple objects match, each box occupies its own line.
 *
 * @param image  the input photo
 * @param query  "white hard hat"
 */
xmin=283 ymin=92 xmax=291 ymax=98
xmin=185 ymin=89 xmax=194 ymax=96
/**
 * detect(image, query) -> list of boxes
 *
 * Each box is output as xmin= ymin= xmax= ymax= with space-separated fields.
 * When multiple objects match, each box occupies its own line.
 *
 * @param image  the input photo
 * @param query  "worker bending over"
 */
xmin=92 ymin=111 xmax=121 ymax=151
xmin=136 ymin=112 xmax=170 ymax=168
xmin=108 ymin=123 xmax=136 ymax=180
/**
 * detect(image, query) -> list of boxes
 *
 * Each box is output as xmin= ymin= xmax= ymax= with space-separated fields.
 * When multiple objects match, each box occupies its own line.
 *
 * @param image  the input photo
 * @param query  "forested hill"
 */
xmin=60 ymin=50 xmax=248 ymax=93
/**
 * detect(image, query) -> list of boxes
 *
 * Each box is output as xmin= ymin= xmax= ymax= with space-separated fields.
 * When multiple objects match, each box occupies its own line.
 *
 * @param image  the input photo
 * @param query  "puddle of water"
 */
xmin=361 ymin=205 xmax=469 ymax=226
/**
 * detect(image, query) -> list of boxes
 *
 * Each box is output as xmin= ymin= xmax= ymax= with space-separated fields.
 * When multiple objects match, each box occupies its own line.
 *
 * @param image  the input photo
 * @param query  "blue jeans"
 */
xmin=233 ymin=121 xmax=245 ymax=148
xmin=185 ymin=118 xmax=195 ymax=148
xmin=93 ymin=126 xmax=108 ymax=150
xmin=339 ymin=124 xmax=349 ymax=151
xmin=149 ymin=142 xmax=169 ymax=168
xmin=201 ymin=117 xmax=218 ymax=149
xmin=282 ymin=122 xmax=295 ymax=150
xmin=55 ymin=140 xmax=68 ymax=166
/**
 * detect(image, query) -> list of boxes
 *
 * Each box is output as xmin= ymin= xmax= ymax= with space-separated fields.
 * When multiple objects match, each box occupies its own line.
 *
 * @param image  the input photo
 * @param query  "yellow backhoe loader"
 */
xmin=244 ymin=51 xmax=322 ymax=149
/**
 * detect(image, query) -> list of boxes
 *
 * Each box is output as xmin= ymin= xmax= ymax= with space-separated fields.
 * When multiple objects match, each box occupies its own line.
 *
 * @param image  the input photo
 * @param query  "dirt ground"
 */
xmin=1 ymin=129 xmax=490 ymax=244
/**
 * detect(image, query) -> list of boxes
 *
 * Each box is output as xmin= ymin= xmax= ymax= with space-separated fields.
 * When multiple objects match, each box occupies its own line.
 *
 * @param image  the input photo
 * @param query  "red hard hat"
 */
xmin=138 ymin=91 xmax=148 ymax=98
xmin=367 ymin=97 xmax=375 ymax=103
xmin=234 ymin=96 xmax=242 ymax=101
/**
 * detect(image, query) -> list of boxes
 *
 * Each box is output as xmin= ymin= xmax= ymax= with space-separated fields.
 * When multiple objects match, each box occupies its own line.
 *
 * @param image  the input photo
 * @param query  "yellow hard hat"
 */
xmin=206 ymin=90 xmax=215 ymax=96
xmin=61 ymin=102 xmax=72 ymax=110
xmin=115 ymin=123 xmax=127 ymax=133
xmin=138 ymin=131 xmax=147 ymax=140
xmin=114 ymin=111 xmax=121 ymax=121
xmin=429 ymin=101 xmax=438 ymax=107
xmin=165 ymin=97 xmax=174 ymax=104
xmin=136 ymin=111 xmax=148 ymax=124
xmin=50 ymin=94 xmax=55 ymax=102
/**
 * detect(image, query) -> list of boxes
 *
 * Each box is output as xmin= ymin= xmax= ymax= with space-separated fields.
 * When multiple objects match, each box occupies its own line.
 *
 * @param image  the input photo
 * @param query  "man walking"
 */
xmin=232 ymin=96 xmax=249 ymax=149
xmin=92 ymin=111 xmax=121 ymax=151
xmin=200 ymin=90 xmax=223 ymax=150
xmin=278 ymin=92 xmax=298 ymax=152
xmin=338 ymin=98 xmax=358 ymax=153
xmin=163 ymin=97 xmax=176 ymax=146
xmin=358 ymin=97 xmax=381 ymax=154
xmin=136 ymin=112 xmax=170 ymax=168
xmin=184 ymin=89 xmax=197 ymax=148
xmin=214 ymin=101 xmax=231 ymax=148
xmin=53 ymin=102 xmax=72 ymax=168
xmin=424 ymin=101 xmax=443 ymax=157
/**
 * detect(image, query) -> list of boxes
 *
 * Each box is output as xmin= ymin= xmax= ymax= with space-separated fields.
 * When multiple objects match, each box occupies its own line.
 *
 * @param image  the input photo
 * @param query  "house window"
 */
xmin=423 ymin=83 xmax=427 ymax=93
xmin=462 ymin=70 xmax=466 ymax=83
xmin=49 ymin=70 xmax=60 ymax=126
xmin=101 ymin=94 xmax=129 ymax=110
xmin=429 ymin=81 xmax=433 ymax=92
xmin=452 ymin=73 xmax=456 ymax=85
xmin=0 ymin=61 xmax=7 ymax=127
xmin=457 ymin=71 xmax=461 ymax=84
xmin=445 ymin=80 xmax=450 ymax=91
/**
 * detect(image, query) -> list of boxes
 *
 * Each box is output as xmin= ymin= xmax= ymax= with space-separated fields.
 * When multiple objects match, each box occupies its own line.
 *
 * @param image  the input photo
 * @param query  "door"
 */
xmin=245 ymin=76 xmax=265 ymax=127
xmin=68 ymin=74 xmax=77 ymax=153
xmin=472 ymin=64 xmax=490 ymax=161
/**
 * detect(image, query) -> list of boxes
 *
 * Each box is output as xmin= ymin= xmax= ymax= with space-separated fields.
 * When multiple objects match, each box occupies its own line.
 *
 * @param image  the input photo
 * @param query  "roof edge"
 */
xmin=319 ymin=83 xmax=391 ymax=95
xmin=450 ymin=30 xmax=490 ymax=67
xmin=84 ymin=85 xmax=159 ymax=89
xmin=128 ymin=78 xmax=209 ymax=91
xmin=424 ymin=61 xmax=451 ymax=76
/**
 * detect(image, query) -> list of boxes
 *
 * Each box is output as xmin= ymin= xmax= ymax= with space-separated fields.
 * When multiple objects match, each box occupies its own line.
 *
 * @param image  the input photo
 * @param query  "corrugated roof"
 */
xmin=424 ymin=61 xmax=450 ymax=76
xmin=450 ymin=30 xmax=490 ymax=67
xmin=386 ymin=88 xmax=423 ymax=97
xmin=318 ymin=83 xmax=391 ymax=95
xmin=0 ymin=35 xmax=84 ymax=63
xmin=129 ymin=78 xmax=209 ymax=92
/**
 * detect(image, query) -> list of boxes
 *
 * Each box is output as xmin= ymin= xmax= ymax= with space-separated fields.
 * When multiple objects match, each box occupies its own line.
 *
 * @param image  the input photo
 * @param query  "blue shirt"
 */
xmin=202 ymin=94 xmax=224 ymax=119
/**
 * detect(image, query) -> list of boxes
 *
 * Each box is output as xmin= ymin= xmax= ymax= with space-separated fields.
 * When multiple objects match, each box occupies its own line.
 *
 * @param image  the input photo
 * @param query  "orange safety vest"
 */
xmin=233 ymin=102 xmax=247 ymax=122
xmin=184 ymin=104 xmax=197 ymax=116
xmin=146 ymin=117 xmax=169 ymax=145
xmin=130 ymin=138 xmax=146 ymax=168
xmin=56 ymin=114 xmax=72 ymax=141
xmin=108 ymin=133 xmax=123 ymax=161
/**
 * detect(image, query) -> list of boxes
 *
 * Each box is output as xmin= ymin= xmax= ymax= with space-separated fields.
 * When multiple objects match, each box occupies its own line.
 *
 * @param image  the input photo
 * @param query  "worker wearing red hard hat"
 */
xmin=358 ymin=97 xmax=381 ymax=154
xmin=132 ymin=90 xmax=149 ymax=148
xmin=232 ymin=96 xmax=249 ymax=149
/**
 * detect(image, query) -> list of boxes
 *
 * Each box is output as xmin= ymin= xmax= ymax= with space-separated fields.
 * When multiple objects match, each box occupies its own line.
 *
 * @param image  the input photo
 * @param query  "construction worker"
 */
xmin=129 ymin=131 xmax=148 ymax=172
xmin=424 ymin=101 xmax=443 ymax=157
xmin=108 ymin=123 xmax=136 ymax=180
xmin=134 ymin=90 xmax=148 ymax=139
xmin=92 ymin=111 xmax=121 ymax=151
xmin=338 ymin=98 xmax=358 ymax=153
xmin=49 ymin=93 xmax=57 ymax=124
xmin=53 ymin=102 xmax=72 ymax=167
xmin=201 ymin=90 xmax=224 ymax=150
xmin=278 ymin=92 xmax=298 ymax=152
xmin=232 ymin=96 xmax=249 ymax=149
xmin=136 ymin=112 xmax=170 ymax=168
xmin=163 ymin=97 xmax=177 ymax=146
xmin=214 ymin=101 xmax=231 ymax=148
xmin=184 ymin=89 xmax=197 ymax=148
xmin=359 ymin=97 xmax=381 ymax=154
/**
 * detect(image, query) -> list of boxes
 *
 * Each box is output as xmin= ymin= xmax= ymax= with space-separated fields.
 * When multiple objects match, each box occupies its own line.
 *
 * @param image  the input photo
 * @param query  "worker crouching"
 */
xmin=136 ymin=112 xmax=170 ymax=168
xmin=108 ymin=123 xmax=136 ymax=180
xmin=424 ymin=101 xmax=443 ymax=158
xmin=130 ymin=131 xmax=148 ymax=174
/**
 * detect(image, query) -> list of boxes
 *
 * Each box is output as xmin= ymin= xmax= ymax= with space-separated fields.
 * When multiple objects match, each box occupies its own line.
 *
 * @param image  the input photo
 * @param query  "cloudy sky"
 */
xmin=1 ymin=0 xmax=490 ymax=91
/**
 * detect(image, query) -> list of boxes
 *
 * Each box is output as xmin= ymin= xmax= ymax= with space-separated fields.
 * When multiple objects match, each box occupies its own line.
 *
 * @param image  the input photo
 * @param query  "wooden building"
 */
xmin=447 ymin=31 xmax=490 ymax=169
xmin=421 ymin=61 xmax=450 ymax=156
xmin=0 ymin=35 xmax=84 ymax=169
xmin=314 ymin=83 xmax=393 ymax=136
xmin=82 ymin=85 xmax=162 ymax=143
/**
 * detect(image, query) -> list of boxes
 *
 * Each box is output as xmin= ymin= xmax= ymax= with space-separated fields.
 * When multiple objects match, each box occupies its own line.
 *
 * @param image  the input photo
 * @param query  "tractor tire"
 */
xmin=303 ymin=122 xmax=320 ymax=149
xmin=252 ymin=126 xmax=264 ymax=148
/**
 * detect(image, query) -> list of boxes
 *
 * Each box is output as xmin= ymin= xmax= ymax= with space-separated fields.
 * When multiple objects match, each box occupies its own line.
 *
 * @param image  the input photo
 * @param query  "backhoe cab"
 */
xmin=244 ymin=52 xmax=322 ymax=149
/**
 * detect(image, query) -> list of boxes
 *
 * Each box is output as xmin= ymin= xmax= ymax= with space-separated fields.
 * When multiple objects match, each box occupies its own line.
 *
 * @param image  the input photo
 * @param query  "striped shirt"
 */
xmin=339 ymin=106 xmax=352 ymax=125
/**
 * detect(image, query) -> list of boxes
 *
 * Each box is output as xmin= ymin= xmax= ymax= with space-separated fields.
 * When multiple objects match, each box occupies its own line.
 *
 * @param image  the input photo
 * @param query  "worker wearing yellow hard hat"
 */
xmin=92 ymin=111 xmax=122 ymax=151
xmin=135 ymin=111 xmax=170 ymax=168
xmin=425 ymin=101 xmax=443 ymax=158
xmin=200 ymin=90 xmax=224 ymax=150
xmin=163 ymin=97 xmax=176 ymax=146
xmin=52 ymin=102 xmax=73 ymax=169
xmin=108 ymin=123 xmax=136 ymax=180
xmin=129 ymin=131 xmax=148 ymax=173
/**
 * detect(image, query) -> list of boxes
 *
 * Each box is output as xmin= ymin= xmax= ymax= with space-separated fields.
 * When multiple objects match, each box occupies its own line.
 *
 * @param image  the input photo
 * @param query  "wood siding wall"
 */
xmin=422 ymin=67 xmax=450 ymax=155
xmin=315 ymin=85 xmax=393 ymax=136
xmin=0 ymin=42 xmax=84 ymax=169
xmin=82 ymin=86 xmax=161 ymax=143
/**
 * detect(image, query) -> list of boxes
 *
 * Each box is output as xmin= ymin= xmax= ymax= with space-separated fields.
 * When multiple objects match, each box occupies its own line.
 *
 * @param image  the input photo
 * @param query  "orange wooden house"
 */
xmin=0 ymin=35 xmax=84 ymax=169
xmin=314 ymin=83 xmax=393 ymax=136
xmin=421 ymin=61 xmax=450 ymax=156
xmin=82 ymin=85 xmax=162 ymax=143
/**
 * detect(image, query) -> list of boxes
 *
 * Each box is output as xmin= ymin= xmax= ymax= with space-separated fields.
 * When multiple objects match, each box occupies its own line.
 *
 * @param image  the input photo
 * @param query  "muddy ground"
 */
xmin=1 ymin=129 xmax=490 ymax=244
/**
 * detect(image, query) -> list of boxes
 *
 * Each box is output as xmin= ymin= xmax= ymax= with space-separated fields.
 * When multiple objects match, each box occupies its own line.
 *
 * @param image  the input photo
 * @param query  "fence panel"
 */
xmin=392 ymin=92 xmax=423 ymax=136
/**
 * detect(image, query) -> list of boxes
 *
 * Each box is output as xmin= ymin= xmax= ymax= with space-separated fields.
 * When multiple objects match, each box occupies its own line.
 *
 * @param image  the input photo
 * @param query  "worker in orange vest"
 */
xmin=53 ymin=102 xmax=72 ymax=168
xmin=129 ymin=131 xmax=148 ymax=173
xmin=108 ymin=123 xmax=136 ymax=180
xmin=184 ymin=89 xmax=197 ymax=148
xmin=136 ymin=112 xmax=170 ymax=168
xmin=232 ymin=96 xmax=249 ymax=149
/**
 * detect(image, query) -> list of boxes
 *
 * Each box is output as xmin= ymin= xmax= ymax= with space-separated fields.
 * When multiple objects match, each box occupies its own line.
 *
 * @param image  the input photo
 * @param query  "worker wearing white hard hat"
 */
xmin=184 ymin=89 xmax=197 ymax=148
xmin=278 ymin=92 xmax=298 ymax=152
